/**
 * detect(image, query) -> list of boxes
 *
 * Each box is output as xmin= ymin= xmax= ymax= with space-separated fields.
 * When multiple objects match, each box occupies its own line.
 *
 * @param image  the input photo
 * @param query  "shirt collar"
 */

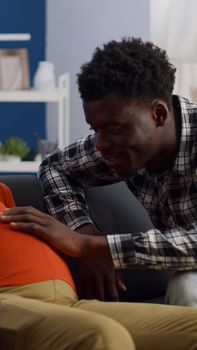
xmin=172 ymin=95 xmax=196 ymax=176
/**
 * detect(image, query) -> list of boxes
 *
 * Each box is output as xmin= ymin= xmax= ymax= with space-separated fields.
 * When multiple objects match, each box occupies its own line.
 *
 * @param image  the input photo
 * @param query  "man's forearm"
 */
xmin=74 ymin=223 xmax=111 ymax=258
xmin=53 ymin=227 xmax=111 ymax=259
xmin=75 ymin=223 xmax=100 ymax=236
xmin=79 ymin=233 xmax=111 ymax=258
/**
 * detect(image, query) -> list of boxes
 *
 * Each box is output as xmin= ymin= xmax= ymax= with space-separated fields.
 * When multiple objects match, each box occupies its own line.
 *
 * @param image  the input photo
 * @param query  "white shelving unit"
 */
xmin=0 ymin=33 xmax=31 ymax=41
xmin=0 ymin=73 xmax=70 ymax=173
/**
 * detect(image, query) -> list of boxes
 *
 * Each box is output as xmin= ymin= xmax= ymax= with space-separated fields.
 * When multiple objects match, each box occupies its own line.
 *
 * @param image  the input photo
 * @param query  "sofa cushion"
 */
xmin=0 ymin=174 xmax=46 ymax=212
xmin=0 ymin=174 xmax=173 ymax=302
xmin=85 ymin=182 xmax=173 ymax=302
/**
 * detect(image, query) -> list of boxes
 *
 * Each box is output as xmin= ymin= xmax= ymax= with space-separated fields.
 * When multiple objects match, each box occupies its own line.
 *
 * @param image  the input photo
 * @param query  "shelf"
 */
xmin=0 ymin=89 xmax=67 ymax=102
xmin=0 ymin=161 xmax=40 ymax=173
xmin=0 ymin=73 xmax=69 ymax=173
xmin=0 ymin=33 xmax=31 ymax=41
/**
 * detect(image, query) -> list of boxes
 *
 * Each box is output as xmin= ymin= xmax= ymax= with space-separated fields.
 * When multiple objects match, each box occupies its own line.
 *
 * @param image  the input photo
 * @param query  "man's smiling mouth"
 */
xmin=104 ymin=156 xmax=122 ymax=168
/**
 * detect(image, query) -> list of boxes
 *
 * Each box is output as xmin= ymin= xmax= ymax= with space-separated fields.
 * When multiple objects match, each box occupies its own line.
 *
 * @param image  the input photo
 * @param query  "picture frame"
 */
xmin=0 ymin=48 xmax=30 ymax=90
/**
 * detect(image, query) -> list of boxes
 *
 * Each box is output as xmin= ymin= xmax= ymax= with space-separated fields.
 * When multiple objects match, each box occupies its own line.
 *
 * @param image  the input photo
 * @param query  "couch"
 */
xmin=0 ymin=174 xmax=173 ymax=303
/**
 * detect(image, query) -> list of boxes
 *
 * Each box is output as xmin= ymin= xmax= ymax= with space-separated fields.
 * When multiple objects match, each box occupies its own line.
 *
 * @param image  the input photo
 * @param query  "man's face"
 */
xmin=84 ymin=93 xmax=160 ymax=177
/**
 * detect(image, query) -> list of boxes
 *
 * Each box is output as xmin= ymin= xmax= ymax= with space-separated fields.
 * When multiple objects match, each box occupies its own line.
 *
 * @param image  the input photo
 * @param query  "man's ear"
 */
xmin=151 ymin=100 xmax=168 ymax=127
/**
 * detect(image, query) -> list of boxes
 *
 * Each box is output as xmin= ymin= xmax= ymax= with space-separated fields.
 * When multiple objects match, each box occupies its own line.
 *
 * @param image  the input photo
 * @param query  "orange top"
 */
xmin=0 ymin=183 xmax=76 ymax=290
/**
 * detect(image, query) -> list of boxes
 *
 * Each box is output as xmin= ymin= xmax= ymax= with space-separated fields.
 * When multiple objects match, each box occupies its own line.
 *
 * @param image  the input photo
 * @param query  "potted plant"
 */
xmin=0 ymin=136 xmax=30 ymax=162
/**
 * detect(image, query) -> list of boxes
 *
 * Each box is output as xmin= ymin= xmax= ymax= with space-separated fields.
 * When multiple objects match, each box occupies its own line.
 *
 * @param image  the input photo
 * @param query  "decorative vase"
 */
xmin=33 ymin=61 xmax=56 ymax=91
xmin=0 ymin=155 xmax=21 ymax=162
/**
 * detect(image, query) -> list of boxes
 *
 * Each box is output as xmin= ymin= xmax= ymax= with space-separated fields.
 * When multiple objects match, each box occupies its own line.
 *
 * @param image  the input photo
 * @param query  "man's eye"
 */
xmin=108 ymin=125 xmax=124 ymax=134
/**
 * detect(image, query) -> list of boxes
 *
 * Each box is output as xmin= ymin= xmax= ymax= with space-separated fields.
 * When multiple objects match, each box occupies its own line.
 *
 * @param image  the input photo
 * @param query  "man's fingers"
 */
xmin=84 ymin=282 xmax=100 ymax=300
xmin=10 ymin=221 xmax=43 ymax=234
xmin=0 ymin=210 xmax=50 ymax=227
xmin=116 ymin=277 xmax=127 ymax=292
xmin=78 ymin=257 xmax=118 ymax=301
xmin=1 ymin=206 xmax=46 ymax=219
xmin=80 ymin=275 xmax=105 ymax=301
xmin=94 ymin=280 xmax=105 ymax=301
xmin=105 ymin=277 xmax=119 ymax=301
xmin=115 ymin=271 xmax=127 ymax=291
xmin=0 ymin=213 xmax=45 ymax=225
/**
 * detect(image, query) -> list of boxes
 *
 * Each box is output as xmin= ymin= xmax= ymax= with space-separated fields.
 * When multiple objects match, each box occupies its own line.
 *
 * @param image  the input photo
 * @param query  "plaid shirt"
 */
xmin=38 ymin=95 xmax=197 ymax=270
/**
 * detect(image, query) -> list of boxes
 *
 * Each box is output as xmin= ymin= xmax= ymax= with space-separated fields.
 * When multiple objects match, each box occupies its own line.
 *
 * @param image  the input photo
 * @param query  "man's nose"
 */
xmin=95 ymin=132 xmax=111 ymax=152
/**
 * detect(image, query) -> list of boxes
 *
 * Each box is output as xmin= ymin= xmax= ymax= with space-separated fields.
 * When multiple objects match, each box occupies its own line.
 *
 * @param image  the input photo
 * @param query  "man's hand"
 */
xmin=0 ymin=206 xmax=82 ymax=257
xmin=78 ymin=256 xmax=117 ymax=300
xmin=76 ymin=224 xmax=126 ymax=301
xmin=77 ymin=256 xmax=126 ymax=301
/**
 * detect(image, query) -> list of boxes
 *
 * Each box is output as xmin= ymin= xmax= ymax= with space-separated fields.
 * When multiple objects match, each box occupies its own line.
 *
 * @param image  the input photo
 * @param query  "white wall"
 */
xmin=46 ymin=0 xmax=150 ymax=144
xmin=150 ymin=0 xmax=197 ymax=101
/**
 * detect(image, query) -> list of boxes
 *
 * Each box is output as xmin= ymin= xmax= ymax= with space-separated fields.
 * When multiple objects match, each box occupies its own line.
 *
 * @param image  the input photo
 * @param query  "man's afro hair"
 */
xmin=77 ymin=37 xmax=176 ymax=107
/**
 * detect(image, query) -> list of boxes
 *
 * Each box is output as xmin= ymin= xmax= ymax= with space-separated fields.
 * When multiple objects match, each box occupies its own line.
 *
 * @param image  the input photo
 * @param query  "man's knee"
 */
xmin=166 ymin=272 xmax=197 ymax=306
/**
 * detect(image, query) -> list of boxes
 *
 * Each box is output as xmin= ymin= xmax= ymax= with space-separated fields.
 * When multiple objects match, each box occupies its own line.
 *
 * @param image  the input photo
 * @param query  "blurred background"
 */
xmin=0 ymin=0 xmax=196 ymax=161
